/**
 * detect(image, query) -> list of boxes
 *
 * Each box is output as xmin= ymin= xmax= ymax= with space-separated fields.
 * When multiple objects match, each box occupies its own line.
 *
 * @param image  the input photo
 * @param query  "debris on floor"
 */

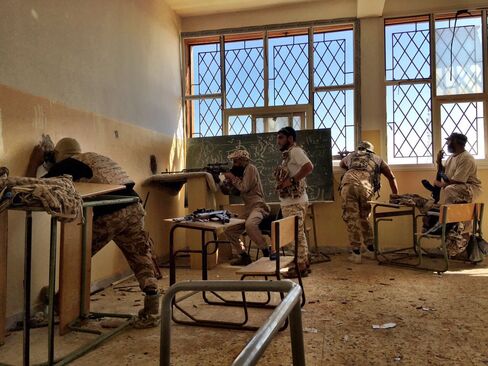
xmin=372 ymin=322 xmax=397 ymax=329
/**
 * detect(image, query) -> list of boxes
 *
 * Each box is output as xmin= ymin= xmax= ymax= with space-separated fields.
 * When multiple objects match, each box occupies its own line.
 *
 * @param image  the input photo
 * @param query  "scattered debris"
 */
xmin=389 ymin=278 xmax=395 ymax=281
xmin=394 ymin=354 xmax=402 ymax=362
xmin=372 ymin=322 xmax=397 ymax=329
xmin=193 ymin=304 xmax=198 ymax=309
xmin=308 ymin=300 xmax=320 ymax=304
xmin=418 ymin=298 xmax=426 ymax=301
xmin=343 ymin=335 xmax=349 ymax=342
xmin=303 ymin=327 xmax=319 ymax=333
xmin=379 ymin=283 xmax=390 ymax=286
xmin=416 ymin=306 xmax=436 ymax=312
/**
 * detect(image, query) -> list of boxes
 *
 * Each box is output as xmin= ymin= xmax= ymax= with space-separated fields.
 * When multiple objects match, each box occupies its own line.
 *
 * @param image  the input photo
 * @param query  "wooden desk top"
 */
xmin=164 ymin=217 xmax=245 ymax=230
xmin=74 ymin=182 xmax=125 ymax=198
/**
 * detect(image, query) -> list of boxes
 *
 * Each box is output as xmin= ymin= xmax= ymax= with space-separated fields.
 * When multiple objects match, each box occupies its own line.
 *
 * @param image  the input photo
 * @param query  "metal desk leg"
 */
xmin=23 ymin=212 xmax=32 ymax=366
xmin=169 ymin=225 xmax=178 ymax=285
xmin=47 ymin=217 xmax=57 ymax=365
xmin=201 ymin=230 xmax=208 ymax=281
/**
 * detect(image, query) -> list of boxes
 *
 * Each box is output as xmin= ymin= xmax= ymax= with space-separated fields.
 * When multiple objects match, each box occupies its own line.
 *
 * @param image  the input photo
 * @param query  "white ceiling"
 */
xmin=166 ymin=0 xmax=324 ymax=17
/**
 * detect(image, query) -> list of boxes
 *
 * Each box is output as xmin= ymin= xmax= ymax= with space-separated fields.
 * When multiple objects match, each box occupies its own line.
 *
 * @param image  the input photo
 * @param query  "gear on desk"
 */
xmin=174 ymin=209 xmax=234 ymax=224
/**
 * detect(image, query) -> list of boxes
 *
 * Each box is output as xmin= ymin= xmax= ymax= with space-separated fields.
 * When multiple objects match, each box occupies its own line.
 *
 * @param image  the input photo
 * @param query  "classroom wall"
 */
xmin=0 ymin=0 xmax=183 ymax=323
xmin=180 ymin=0 xmax=488 ymax=249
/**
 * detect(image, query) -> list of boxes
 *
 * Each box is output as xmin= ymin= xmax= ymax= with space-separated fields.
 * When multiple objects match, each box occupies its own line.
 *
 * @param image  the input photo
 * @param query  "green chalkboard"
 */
xmin=186 ymin=129 xmax=333 ymax=202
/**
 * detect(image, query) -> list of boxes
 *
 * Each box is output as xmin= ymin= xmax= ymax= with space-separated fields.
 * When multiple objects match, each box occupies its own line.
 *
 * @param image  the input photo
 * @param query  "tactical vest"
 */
xmin=274 ymin=145 xmax=306 ymax=199
xmin=345 ymin=151 xmax=381 ymax=194
xmin=72 ymin=152 xmax=133 ymax=186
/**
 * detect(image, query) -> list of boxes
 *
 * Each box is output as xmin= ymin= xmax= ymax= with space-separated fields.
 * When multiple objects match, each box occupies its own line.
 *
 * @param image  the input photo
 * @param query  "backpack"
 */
xmin=341 ymin=151 xmax=382 ymax=195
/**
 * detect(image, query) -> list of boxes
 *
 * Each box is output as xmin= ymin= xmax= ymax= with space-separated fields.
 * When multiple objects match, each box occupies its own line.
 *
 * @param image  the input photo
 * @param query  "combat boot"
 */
xmin=133 ymin=291 xmax=161 ymax=329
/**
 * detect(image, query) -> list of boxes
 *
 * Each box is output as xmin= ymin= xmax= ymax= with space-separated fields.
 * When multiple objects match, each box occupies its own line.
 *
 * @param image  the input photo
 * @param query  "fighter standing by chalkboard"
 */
xmin=274 ymin=127 xmax=314 ymax=278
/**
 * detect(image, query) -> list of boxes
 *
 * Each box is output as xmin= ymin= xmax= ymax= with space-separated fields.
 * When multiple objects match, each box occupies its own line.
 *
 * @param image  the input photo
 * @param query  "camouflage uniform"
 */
xmin=281 ymin=203 xmax=309 ymax=263
xmin=73 ymin=152 xmax=158 ymax=292
xmin=276 ymin=144 xmax=310 ymax=265
xmin=340 ymin=151 xmax=383 ymax=249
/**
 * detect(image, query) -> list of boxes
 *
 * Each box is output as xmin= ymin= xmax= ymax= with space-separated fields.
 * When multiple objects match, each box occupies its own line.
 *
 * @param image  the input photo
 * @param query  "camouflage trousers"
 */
xmin=341 ymin=184 xmax=373 ymax=249
xmin=281 ymin=202 xmax=309 ymax=265
xmin=224 ymin=206 xmax=269 ymax=255
xmin=92 ymin=202 xmax=158 ymax=292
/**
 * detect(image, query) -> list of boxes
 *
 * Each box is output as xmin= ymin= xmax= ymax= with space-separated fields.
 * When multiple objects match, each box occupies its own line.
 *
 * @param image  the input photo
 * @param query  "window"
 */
xmin=183 ymin=21 xmax=358 ymax=155
xmin=385 ymin=12 xmax=487 ymax=164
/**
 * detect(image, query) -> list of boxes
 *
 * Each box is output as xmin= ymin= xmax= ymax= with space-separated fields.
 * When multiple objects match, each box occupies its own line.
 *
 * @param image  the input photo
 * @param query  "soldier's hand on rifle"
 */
xmin=223 ymin=172 xmax=235 ymax=180
xmin=434 ymin=179 xmax=446 ymax=188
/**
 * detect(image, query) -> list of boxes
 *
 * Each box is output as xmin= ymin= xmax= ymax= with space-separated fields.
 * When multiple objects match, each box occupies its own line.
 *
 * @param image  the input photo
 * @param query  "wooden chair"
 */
xmin=237 ymin=215 xmax=306 ymax=307
xmin=417 ymin=203 xmax=484 ymax=273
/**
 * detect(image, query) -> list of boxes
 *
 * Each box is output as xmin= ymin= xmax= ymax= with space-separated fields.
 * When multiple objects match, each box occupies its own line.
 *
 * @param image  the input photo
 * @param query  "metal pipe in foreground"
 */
xmin=160 ymin=280 xmax=305 ymax=366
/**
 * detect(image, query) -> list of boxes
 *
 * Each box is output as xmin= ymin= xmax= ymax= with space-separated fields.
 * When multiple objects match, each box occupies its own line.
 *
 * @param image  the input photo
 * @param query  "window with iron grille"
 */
xmin=184 ymin=22 xmax=358 ymax=156
xmin=385 ymin=13 xmax=487 ymax=165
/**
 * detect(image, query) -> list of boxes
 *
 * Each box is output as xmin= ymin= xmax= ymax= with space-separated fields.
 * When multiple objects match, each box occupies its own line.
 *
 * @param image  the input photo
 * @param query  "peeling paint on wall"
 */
xmin=33 ymin=104 xmax=47 ymax=130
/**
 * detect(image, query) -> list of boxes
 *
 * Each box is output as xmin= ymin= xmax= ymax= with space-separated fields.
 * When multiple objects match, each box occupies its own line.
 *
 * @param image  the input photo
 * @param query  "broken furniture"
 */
xmin=167 ymin=215 xmax=305 ymax=330
xmin=160 ymin=280 xmax=305 ymax=366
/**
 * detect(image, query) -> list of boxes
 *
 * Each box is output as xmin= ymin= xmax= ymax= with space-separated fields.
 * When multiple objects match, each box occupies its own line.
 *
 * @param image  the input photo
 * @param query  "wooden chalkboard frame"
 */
xmin=186 ymin=129 xmax=333 ymax=202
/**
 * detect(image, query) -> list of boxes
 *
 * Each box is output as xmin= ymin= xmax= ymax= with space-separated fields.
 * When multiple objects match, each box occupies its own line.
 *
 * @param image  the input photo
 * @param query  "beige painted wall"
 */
xmin=0 ymin=0 xmax=183 ymax=321
xmin=0 ymin=0 xmax=181 ymax=135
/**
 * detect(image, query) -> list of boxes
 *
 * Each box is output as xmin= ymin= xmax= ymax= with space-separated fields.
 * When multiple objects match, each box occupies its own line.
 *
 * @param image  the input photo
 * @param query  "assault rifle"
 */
xmin=335 ymin=150 xmax=353 ymax=160
xmin=161 ymin=162 xmax=230 ymax=183
xmin=421 ymin=151 xmax=449 ymax=203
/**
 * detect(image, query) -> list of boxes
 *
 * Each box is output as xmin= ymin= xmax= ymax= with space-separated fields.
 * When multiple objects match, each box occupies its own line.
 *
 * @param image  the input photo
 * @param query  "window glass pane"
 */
xmin=435 ymin=16 xmax=483 ymax=95
xmin=228 ymin=115 xmax=252 ymax=135
xmin=314 ymin=29 xmax=354 ymax=87
xmin=268 ymin=34 xmax=309 ymax=105
xmin=191 ymin=43 xmax=221 ymax=95
xmin=440 ymin=101 xmax=485 ymax=159
xmin=385 ymin=21 xmax=430 ymax=81
xmin=386 ymin=83 xmax=433 ymax=164
xmin=314 ymin=89 xmax=354 ymax=154
xmin=225 ymin=39 xmax=264 ymax=108
xmin=191 ymin=98 xmax=222 ymax=137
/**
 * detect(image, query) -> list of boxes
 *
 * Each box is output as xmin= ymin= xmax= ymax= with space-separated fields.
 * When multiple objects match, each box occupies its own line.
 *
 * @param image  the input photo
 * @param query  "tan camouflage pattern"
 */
xmin=274 ymin=146 xmax=306 ymax=199
xmin=227 ymin=149 xmax=251 ymax=161
xmin=446 ymin=223 xmax=468 ymax=257
xmin=92 ymin=202 xmax=158 ymax=292
xmin=281 ymin=203 xmax=309 ymax=264
xmin=72 ymin=152 xmax=133 ymax=186
xmin=0 ymin=175 xmax=82 ymax=222
xmin=341 ymin=183 xmax=373 ymax=249
xmin=389 ymin=193 xmax=436 ymax=214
